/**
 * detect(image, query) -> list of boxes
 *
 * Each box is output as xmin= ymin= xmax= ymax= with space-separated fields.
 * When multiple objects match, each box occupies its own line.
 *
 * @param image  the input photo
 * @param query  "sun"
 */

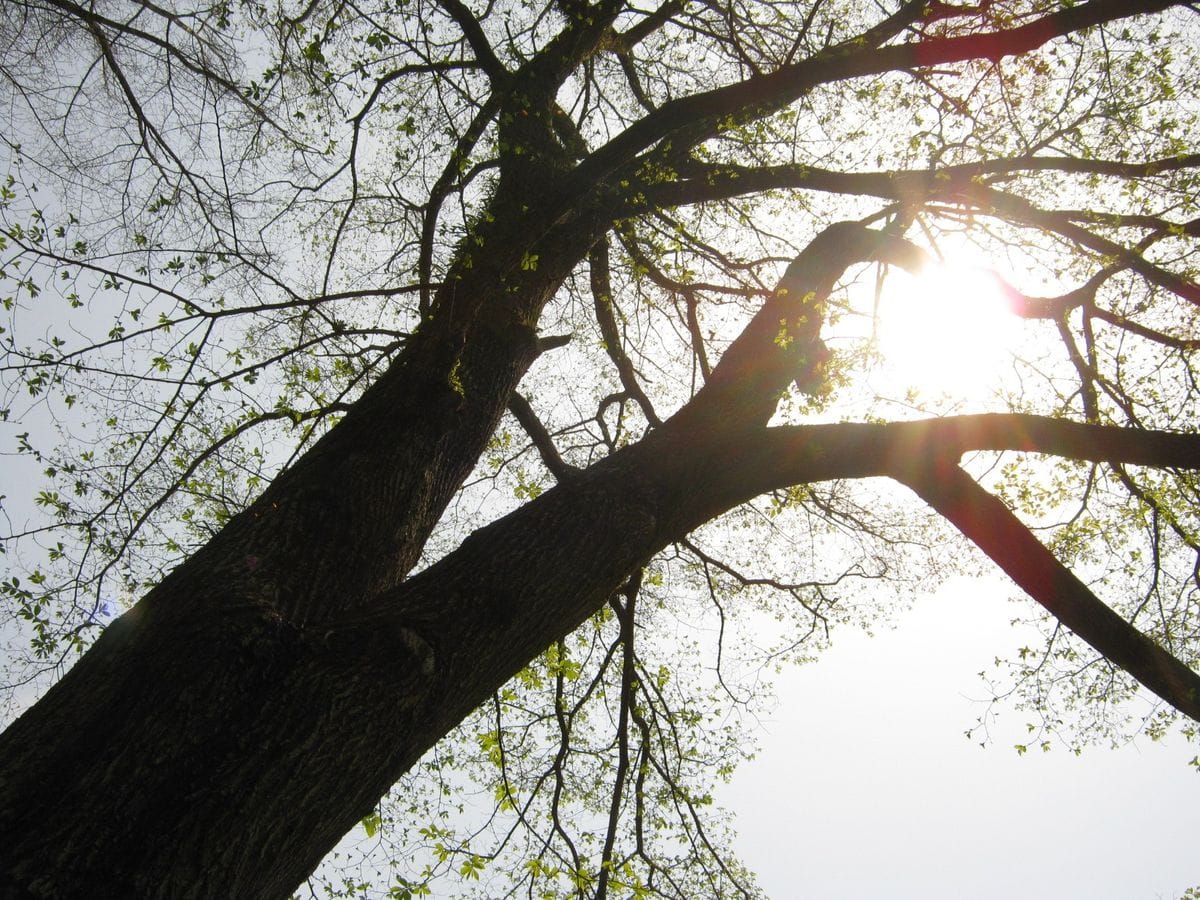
xmin=872 ymin=261 xmax=1022 ymax=401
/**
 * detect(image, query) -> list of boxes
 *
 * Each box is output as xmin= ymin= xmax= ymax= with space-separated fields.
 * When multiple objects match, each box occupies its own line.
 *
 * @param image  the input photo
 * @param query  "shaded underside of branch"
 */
xmin=895 ymin=461 xmax=1200 ymax=722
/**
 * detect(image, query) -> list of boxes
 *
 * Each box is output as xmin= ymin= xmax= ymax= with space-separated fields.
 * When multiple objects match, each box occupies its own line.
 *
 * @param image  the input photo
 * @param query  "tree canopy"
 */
xmin=1 ymin=0 xmax=1199 ymax=896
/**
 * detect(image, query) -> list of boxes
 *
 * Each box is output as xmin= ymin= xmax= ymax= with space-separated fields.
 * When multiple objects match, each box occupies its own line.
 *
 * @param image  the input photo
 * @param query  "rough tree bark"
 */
xmin=1 ymin=1 xmax=1198 ymax=896
xmin=2 ymin=218 xmax=1198 ymax=898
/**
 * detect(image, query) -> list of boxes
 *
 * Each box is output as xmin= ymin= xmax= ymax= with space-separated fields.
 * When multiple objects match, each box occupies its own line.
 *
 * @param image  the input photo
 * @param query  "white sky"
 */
xmin=724 ymin=577 xmax=1200 ymax=899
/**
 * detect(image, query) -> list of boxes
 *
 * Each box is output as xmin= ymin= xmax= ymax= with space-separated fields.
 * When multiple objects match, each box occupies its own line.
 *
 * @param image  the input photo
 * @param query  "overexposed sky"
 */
xmin=725 ymin=578 xmax=1199 ymax=899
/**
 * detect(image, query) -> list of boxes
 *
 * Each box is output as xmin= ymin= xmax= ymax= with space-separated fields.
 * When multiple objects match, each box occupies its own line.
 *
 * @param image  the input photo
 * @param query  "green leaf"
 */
xmin=360 ymin=811 xmax=382 ymax=838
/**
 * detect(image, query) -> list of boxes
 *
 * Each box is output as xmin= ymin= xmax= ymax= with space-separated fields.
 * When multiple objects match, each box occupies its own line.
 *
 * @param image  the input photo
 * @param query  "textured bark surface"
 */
xmin=2 ymin=219 xmax=1198 ymax=898
xmin=0 ymin=219 xmax=850 ymax=897
xmin=0 ymin=168 xmax=607 ymax=896
xmin=2 ymin=1 xmax=1195 ymax=895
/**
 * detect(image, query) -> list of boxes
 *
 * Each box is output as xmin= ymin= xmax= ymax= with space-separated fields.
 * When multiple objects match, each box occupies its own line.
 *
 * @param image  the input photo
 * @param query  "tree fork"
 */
xmin=3 ymin=223 xmax=1199 ymax=897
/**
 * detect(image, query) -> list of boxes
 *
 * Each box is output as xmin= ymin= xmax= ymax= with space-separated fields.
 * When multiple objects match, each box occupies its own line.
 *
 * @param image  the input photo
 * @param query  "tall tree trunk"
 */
xmin=0 ymin=374 xmax=818 ymax=897
xmin=3 ymin=222 xmax=1198 ymax=898
xmin=0 ymin=186 xmax=603 ymax=897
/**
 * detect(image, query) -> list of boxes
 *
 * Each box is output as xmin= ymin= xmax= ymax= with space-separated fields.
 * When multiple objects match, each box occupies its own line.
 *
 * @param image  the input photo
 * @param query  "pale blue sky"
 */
xmin=726 ymin=578 xmax=1199 ymax=899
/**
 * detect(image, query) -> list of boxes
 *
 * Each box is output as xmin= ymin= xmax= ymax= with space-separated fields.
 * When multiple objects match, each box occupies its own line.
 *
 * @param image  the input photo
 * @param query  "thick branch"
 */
xmin=745 ymin=415 xmax=1200 ymax=493
xmin=651 ymin=153 xmax=1200 ymax=211
xmin=652 ymin=159 xmax=1200 ymax=308
xmin=436 ymin=0 xmax=508 ymax=81
xmin=670 ymin=221 xmax=928 ymax=429
xmin=894 ymin=461 xmax=1200 ymax=721
xmin=568 ymin=0 xmax=1178 ymax=196
xmin=508 ymin=392 xmax=577 ymax=481
xmin=341 ymin=417 xmax=1200 ymax=815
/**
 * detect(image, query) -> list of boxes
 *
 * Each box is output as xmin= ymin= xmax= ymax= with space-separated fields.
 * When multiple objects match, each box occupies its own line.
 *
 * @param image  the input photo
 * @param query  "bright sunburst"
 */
xmin=873 ymin=262 xmax=1023 ymax=401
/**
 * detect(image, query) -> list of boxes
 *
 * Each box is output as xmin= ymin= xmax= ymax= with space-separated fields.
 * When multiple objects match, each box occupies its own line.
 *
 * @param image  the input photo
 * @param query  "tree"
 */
xmin=1 ymin=0 xmax=1198 ymax=895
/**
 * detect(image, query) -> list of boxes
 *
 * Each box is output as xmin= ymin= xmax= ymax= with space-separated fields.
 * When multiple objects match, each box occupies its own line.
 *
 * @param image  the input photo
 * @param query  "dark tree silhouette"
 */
xmin=1 ymin=0 xmax=1198 ymax=895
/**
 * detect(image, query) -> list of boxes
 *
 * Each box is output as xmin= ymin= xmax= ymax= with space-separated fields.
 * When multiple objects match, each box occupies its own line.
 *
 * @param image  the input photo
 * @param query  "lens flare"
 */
xmin=875 ymin=264 xmax=1021 ymax=400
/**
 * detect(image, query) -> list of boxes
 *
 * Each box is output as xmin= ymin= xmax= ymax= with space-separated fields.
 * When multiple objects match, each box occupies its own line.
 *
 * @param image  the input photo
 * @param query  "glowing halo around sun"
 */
xmin=872 ymin=263 xmax=1023 ymax=401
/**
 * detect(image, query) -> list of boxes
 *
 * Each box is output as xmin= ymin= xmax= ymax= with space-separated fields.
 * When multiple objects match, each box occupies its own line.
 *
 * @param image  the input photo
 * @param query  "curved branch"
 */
xmin=508 ymin=392 xmax=577 ymax=481
xmin=650 ymin=153 xmax=1200 ymax=215
xmin=568 ymin=0 xmax=1177 ymax=195
xmin=435 ymin=0 xmax=508 ymax=82
xmin=589 ymin=238 xmax=662 ymax=427
xmin=964 ymin=183 xmax=1200 ymax=307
